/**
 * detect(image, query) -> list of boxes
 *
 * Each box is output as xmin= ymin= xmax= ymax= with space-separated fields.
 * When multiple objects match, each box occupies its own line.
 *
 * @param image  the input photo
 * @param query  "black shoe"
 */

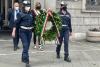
xmin=21 ymin=58 xmax=29 ymax=63
xmin=14 ymin=47 xmax=17 ymax=51
xmin=57 ymin=55 xmax=60 ymax=59
xmin=64 ymin=56 xmax=71 ymax=62
xmin=26 ymin=63 xmax=30 ymax=67
xmin=17 ymin=47 xmax=20 ymax=49
xmin=56 ymin=52 xmax=60 ymax=59
xmin=14 ymin=47 xmax=19 ymax=51
xmin=22 ymin=59 xmax=27 ymax=63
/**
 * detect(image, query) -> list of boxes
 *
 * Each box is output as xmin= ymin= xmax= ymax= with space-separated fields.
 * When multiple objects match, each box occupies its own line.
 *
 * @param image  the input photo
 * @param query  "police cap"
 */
xmin=23 ymin=1 xmax=31 ymax=6
xmin=60 ymin=1 xmax=67 ymax=6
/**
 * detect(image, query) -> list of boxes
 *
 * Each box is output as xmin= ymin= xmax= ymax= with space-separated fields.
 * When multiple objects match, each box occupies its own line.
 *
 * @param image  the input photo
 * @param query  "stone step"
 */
xmin=0 ymin=30 xmax=11 ymax=34
xmin=0 ymin=30 xmax=12 ymax=40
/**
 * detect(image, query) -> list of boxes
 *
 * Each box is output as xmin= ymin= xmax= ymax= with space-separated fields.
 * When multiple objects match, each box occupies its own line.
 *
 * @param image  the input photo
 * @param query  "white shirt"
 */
xmin=14 ymin=9 xmax=19 ymax=21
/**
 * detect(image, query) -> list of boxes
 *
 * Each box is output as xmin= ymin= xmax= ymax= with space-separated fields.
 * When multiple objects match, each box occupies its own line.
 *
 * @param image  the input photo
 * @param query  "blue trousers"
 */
xmin=12 ymin=28 xmax=19 ymax=47
xmin=56 ymin=26 xmax=69 ymax=55
xmin=20 ymin=28 xmax=32 ymax=61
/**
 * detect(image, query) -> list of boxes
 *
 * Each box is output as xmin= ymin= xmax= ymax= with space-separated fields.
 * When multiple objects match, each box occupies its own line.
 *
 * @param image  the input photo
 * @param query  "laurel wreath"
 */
xmin=34 ymin=11 xmax=62 ymax=41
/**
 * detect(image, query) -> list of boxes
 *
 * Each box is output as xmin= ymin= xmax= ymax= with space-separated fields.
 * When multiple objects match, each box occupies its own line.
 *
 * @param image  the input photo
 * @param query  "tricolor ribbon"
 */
xmin=39 ymin=8 xmax=60 ymax=46
xmin=33 ymin=9 xmax=41 ymax=16
xmin=33 ymin=9 xmax=44 ymax=45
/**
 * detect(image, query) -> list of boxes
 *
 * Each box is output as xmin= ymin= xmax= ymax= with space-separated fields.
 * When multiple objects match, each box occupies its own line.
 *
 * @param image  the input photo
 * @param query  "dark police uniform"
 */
xmin=56 ymin=10 xmax=72 ymax=61
xmin=14 ymin=11 xmax=35 ymax=63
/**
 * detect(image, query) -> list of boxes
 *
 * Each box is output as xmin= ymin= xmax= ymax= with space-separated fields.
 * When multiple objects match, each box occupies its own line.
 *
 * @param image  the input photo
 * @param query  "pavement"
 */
xmin=0 ymin=34 xmax=100 ymax=67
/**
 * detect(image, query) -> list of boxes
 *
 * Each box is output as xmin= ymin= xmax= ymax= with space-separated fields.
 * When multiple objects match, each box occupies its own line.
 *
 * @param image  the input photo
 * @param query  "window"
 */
xmin=82 ymin=0 xmax=100 ymax=12
xmin=86 ymin=0 xmax=100 ymax=10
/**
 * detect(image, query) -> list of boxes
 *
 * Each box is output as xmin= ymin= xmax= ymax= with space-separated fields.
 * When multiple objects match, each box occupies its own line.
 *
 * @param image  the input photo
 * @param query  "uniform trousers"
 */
xmin=20 ymin=28 xmax=32 ymax=62
xmin=56 ymin=26 xmax=69 ymax=55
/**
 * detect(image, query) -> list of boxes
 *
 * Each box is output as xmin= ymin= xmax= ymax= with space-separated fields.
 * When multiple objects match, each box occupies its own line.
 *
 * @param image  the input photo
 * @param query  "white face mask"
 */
xmin=25 ymin=7 xmax=30 ymax=11
xmin=15 ymin=7 xmax=19 ymax=10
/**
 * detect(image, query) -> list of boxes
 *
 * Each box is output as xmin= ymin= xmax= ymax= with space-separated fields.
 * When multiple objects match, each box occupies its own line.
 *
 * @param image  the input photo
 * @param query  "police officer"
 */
xmin=12 ymin=1 xmax=35 ymax=67
xmin=56 ymin=1 xmax=72 ymax=62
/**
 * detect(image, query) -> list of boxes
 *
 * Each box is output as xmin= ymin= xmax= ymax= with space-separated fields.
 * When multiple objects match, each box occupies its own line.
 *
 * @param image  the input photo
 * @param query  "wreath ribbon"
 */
xmin=33 ymin=9 xmax=41 ymax=16
xmin=33 ymin=9 xmax=44 ymax=45
xmin=40 ymin=8 xmax=60 ymax=46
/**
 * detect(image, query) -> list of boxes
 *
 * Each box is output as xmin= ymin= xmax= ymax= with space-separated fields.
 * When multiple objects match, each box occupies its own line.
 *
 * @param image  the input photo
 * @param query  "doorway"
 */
xmin=0 ymin=0 xmax=31 ymax=28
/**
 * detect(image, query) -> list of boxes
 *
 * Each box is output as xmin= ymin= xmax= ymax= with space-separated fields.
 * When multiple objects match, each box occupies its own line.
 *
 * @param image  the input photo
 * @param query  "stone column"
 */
xmin=82 ymin=0 xmax=86 ymax=10
xmin=1 ymin=0 xmax=3 ymax=13
xmin=12 ymin=0 xmax=14 ymax=8
xmin=5 ymin=0 xmax=8 ymax=26
xmin=44 ymin=0 xmax=56 ymax=12
xmin=31 ymin=0 xmax=34 ymax=9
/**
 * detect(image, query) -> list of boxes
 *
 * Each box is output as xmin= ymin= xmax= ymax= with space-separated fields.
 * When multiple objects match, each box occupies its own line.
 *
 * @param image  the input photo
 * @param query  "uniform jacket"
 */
xmin=14 ymin=11 xmax=35 ymax=28
xmin=58 ymin=11 xmax=72 ymax=32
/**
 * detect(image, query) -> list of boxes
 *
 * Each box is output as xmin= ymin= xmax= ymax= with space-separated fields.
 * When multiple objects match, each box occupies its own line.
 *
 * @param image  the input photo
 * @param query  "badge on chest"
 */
xmin=30 ymin=15 xmax=33 ymax=18
xmin=61 ymin=15 xmax=70 ymax=18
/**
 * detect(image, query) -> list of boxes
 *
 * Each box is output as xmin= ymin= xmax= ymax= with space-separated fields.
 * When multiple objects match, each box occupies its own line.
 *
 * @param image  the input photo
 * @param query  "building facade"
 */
xmin=0 ymin=0 xmax=100 ymax=40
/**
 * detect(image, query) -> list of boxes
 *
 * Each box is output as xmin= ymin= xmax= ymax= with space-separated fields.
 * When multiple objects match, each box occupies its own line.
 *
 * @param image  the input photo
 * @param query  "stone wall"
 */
xmin=32 ymin=0 xmax=100 ymax=40
xmin=56 ymin=0 xmax=100 ymax=40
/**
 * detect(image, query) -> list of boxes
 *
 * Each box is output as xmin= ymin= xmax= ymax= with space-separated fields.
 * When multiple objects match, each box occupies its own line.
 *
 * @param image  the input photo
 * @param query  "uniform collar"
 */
xmin=23 ymin=11 xmax=31 ymax=13
xmin=60 ymin=10 xmax=68 ymax=15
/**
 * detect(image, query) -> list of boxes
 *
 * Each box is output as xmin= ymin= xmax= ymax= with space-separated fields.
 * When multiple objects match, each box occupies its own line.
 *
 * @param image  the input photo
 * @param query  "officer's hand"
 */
xmin=12 ymin=32 xmax=15 ymax=38
xmin=70 ymin=32 xmax=72 ymax=36
xmin=12 ymin=27 xmax=16 ymax=37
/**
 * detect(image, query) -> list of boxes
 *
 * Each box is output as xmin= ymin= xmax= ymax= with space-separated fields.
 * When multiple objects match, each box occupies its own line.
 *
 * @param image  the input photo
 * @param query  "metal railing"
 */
xmin=86 ymin=0 xmax=100 ymax=10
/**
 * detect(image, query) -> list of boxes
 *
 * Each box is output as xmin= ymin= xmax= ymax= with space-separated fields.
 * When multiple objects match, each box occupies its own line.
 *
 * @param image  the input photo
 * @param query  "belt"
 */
xmin=20 ymin=26 xmax=33 ymax=30
xmin=62 ymin=25 xmax=68 ymax=26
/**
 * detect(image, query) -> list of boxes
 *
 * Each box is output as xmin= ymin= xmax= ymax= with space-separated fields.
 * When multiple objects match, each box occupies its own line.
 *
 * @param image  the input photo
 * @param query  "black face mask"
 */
xmin=62 ymin=6 xmax=67 ymax=11
xmin=36 ymin=6 xmax=41 ymax=10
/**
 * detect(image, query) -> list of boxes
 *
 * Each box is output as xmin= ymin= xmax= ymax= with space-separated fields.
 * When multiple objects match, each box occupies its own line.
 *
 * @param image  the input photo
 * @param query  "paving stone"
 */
xmin=0 ymin=40 xmax=100 ymax=67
